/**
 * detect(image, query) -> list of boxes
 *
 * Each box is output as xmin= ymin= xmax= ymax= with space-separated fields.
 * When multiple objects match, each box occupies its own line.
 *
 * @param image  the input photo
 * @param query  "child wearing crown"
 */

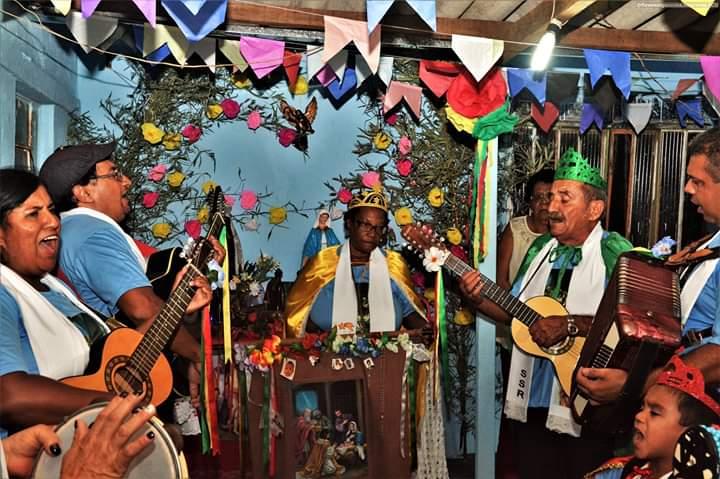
xmin=584 ymin=356 xmax=720 ymax=479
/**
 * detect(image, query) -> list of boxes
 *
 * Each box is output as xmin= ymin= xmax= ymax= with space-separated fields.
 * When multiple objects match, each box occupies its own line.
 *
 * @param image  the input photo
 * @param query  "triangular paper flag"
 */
xmin=240 ymin=36 xmax=284 ymax=79
xmin=135 ymin=26 xmax=170 ymax=62
xmin=188 ymin=37 xmax=216 ymax=72
xmin=702 ymin=81 xmax=720 ymax=117
xmin=366 ymin=0 xmax=394 ymax=33
xmin=283 ymin=50 xmax=302 ymax=88
xmin=531 ymin=102 xmax=559 ymax=133
xmin=407 ymin=0 xmax=437 ymax=31
xmin=584 ymin=75 xmax=619 ymax=113
xmin=326 ymin=50 xmax=348 ymax=83
xmin=700 ymin=56 xmax=720 ymax=103
xmin=672 ymin=78 xmax=699 ymax=100
xmin=676 ymin=98 xmax=704 ymax=128
xmin=580 ymin=103 xmax=604 ymax=134
xmin=143 ymin=24 xmax=189 ymax=64
xmin=625 ymin=103 xmax=652 ymax=134
xmin=377 ymin=56 xmax=394 ymax=86
xmin=66 ymin=11 xmax=118 ymax=54
xmin=161 ymin=0 xmax=227 ymax=42
xmin=583 ymin=48 xmax=631 ymax=99
xmin=327 ymin=67 xmax=357 ymax=102
xmin=355 ymin=54 xmax=373 ymax=86
xmin=218 ymin=39 xmax=248 ymax=71
xmin=419 ymin=60 xmax=462 ymax=98
xmin=384 ymin=81 xmax=423 ymax=118
xmin=451 ymin=35 xmax=503 ymax=82
xmin=131 ymin=0 xmax=156 ymax=27
xmin=312 ymin=64 xmax=334 ymax=86
xmin=507 ymin=68 xmax=547 ymax=105
xmin=546 ymin=72 xmax=579 ymax=106
xmin=307 ymin=45 xmax=326 ymax=80
xmin=323 ymin=16 xmax=381 ymax=73
xmin=681 ymin=0 xmax=714 ymax=15
xmin=81 ymin=0 xmax=102 ymax=18
xmin=51 ymin=0 xmax=71 ymax=15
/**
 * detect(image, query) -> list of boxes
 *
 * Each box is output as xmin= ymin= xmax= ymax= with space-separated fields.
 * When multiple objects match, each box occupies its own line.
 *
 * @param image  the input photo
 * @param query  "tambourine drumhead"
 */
xmin=32 ymin=402 xmax=187 ymax=479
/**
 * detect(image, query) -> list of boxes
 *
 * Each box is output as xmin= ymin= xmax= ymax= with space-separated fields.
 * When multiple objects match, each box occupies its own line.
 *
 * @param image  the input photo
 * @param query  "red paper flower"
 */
xmin=385 ymin=112 xmax=399 ymax=125
xmin=337 ymin=188 xmax=352 ymax=204
xmin=142 ymin=192 xmax=160 ymax=208
xmin=181 ymin=124 xmax=202 ymax=143
xmin=396 ymin=159 xmax=413 ymax=177
xmin=184 ymin=219 xmax=202 ymax=239
xmin=220 ymin=98 xmax=241 ymax=119
xmin=278 ymin=127 xmax=297 ymax=147
xmin=240 ymin=190 xmax=258 ymax=210
xmin=447 ymin=68 xmax=507 ymax=119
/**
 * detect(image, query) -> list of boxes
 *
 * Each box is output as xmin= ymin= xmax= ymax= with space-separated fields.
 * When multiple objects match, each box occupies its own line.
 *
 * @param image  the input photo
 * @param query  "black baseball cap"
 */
xmin=39 ymin=141 xmax=116 ymax=205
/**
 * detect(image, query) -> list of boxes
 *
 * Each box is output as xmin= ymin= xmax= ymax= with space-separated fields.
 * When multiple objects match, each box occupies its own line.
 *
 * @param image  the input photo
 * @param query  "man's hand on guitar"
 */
xmin=575 ymin=367 xmax=628 ymax=404
xmin=529 ymin=315 xmax=569 ymax=347
xmin=207 ymin=235 xmax=226 ymax=265
xmin=459 ymin=271 xmax=485 ymax=308
xmin=172 ymin=267 xmax=213 ymax=315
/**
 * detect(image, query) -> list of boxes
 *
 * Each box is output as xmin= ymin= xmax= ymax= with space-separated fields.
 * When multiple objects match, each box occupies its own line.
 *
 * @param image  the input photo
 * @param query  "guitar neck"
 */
xmin=443 ymin=254 xmax=542 ymax=327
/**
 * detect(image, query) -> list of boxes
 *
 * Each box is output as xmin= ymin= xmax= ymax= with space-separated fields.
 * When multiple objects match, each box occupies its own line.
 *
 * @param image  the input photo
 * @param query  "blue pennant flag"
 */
xmin=507 ymin=68 xmax=547 ymax=105
xmin=161 ymin=0 xmax=228 ymax=42
xmin=676 ymin=98 xmax=704 ymax=128
xmin=133 ymin=26 xmax=170 ymax=62
xmin=407 ymin=0 xmax=437 ymax=31
xmin=584 ymin=48 xmax=631 ymax=99
xmin=327 ymin=66 xmax=357 ymax=102
xmin=367 ymin=0 xmax=394 ymax=32
xmin=580 ymin=103 xmax=604 ymax=134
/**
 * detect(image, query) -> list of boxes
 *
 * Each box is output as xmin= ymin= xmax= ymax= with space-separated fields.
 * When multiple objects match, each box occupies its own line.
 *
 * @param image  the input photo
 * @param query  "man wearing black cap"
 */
xmin=39 ymin=142 xmax=214 ymax=404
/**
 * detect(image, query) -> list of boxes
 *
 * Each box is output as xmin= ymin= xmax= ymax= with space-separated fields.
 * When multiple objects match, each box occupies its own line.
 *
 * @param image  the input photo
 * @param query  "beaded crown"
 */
xmin=555 ymin=148 xmax=607 ymax=190
xmin=656 ymin=356 xmax=720 ymax=418
xmin=348 ymin=190 xmax=389 ymax=212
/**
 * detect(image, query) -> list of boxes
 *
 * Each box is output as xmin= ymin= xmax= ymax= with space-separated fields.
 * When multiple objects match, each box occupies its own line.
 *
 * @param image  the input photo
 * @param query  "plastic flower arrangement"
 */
xmin=446 ymin=227 xmax=462 ymax=245
xmin=141 ymin=123 xmax=164 ymax=144
xmin=152 ymin=222 xmax=172 ymax=239
xmin=373 ymin=131 xmax=392 ymax=150
xmin=206 ymin=104 xmax=223 ymax=120
xmin=394 ymin=207 xmax=413 ymax=226
xmin=161 ymin=134 xmax=181 ymax=151
xmin=167 ymin=171 xmax=186 ymax=188
xmin=269 ymin=206 xmax=287 ymax=225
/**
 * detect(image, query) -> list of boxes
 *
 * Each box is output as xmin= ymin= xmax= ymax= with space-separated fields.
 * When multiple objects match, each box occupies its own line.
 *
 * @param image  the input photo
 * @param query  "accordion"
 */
xmin=570 ymin=251 xmax=682 ymax=433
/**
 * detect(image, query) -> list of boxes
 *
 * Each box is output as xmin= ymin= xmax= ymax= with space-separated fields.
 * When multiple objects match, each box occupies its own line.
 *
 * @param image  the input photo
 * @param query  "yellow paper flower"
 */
xmin=373 ymin=131 xmax=392 ymax=150
xmin=206 ymin=104 xmax=223 ymax=120
xmin=290 ymin=75 xmax=309 ymax=95
xmin=141 ymin=122 xmax=165 ymax=144
xmin=201 ymin=180 xmax=217 ymax=194
xmin=162 ymin=133 xmax=181 ymax=151
xmin=167 ymin=171 xmax=186 ymax=188
xmin=423 ymin=288 xmax=435 ymax=302
xmin=151 ymin=223 xmax=172 ymax=239
xmin=269 ymin=206 xmax=287 ymax=225
xmin=197 ymin=206 xmax=209 ymax=224
xmin=233 ymin=73 xmax=252 ymax=89
xmin=447 ymin=227 xmax=462 ymax=245
xmin=453 ymin=308 xmax=475 ymax=326
xmin=428 ymin=187 xmax=444 ymax=208
xmin=394 ymin=207 xmax=413 ymax=226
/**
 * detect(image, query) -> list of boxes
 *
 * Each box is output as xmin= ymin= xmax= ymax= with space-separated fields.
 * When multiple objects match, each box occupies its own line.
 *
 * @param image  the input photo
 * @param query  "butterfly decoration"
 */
xmin=279 ymin=97 xmax=318 ymax=152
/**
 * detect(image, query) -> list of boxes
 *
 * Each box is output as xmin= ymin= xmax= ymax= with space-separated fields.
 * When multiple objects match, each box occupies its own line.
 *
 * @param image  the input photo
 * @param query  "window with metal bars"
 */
xmin=15 ymin=96 xmax=36 ymax=172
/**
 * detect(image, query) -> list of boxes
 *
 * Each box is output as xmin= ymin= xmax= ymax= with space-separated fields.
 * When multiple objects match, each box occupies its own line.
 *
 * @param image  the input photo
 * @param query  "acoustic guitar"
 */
xmin=402 ymin=223 xmax=584 ymax=396
xmin=61 ymin=187 xmax=227 ymax=406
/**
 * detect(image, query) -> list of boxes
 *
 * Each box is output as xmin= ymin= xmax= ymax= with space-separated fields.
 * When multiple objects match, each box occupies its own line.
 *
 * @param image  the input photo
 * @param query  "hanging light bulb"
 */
xmin=530 ymin=19 xmax=563 ymax=71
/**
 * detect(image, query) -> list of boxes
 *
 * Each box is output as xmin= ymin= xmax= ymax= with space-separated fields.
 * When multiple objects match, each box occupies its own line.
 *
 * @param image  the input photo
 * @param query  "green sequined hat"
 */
xmin=348 ymin=189 xmax=389 ymax=212
xmin=555 ymin=148 xmax=607 ymax=190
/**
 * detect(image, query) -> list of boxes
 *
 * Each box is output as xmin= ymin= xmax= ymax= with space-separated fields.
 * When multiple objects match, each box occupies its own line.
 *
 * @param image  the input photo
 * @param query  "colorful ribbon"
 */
xmin=435 ymin=270 xmax=450 ymax=401
xmin=200 ymin=306 xmax=220 ymax=455
xmin=219 ymin=227 xmax=232 ymax=363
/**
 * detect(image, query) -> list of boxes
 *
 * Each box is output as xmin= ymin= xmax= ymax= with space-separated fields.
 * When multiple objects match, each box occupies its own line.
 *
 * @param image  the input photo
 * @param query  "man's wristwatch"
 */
xmin=566 ymin=316 xmax=579 ymax=337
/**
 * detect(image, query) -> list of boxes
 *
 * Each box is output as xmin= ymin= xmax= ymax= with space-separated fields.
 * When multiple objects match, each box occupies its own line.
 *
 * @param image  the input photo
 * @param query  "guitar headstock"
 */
xmin=400 ymin=223 xmax=450 ymax=272
xmin=188 ymin=186 xmax=227 ymax=268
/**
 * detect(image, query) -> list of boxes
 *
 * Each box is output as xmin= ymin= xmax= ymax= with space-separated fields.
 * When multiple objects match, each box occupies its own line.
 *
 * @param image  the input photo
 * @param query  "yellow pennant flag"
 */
xmin=681 ymin=0 xmax=714 ymax=15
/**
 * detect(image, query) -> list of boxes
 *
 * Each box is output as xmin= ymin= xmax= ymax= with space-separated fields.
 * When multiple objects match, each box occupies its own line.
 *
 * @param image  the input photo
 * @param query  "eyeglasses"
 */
xmin=354 ymin=219 xmax=388 ymax=236
xmin=531 ymin=192 xmax=553 ymax=203
xmin=91 ymin=169 xmax=125 ymax=182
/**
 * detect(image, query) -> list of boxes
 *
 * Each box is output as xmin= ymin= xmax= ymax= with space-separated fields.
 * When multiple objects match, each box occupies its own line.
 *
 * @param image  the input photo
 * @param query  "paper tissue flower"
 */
xmin=385 ymin=113 xmax=398 ymax=125
xmin=247 ymin=110 xmax=263 ymax=130
xmin=197 ymin=206 xmax=209 ymax=224
xmin=224 ymin=194 xmax=235 ymax=207
xmin=206 ymin=104 xmax=223 ymax=120
xmin=453 ymin=308 xmax=475 ymax=326
xmin=240 ymin=190 xmax=258 ymax=210
xmin=220 ymin=98 xmax=241 ymax=119
xmin=167 ymin=171 xmax=186 ymax=188
xmin=185 ymin=219 xmax=201 ymax=239
xmin=152 ymin=223 xmax=172 ymax=239
xmin=422 ymin=246 xmax=449 ymax=272
xmin=337 ymin=188 xmax=353 ymax=204
xmin=446 ymin=227 xmax=462 ymax=245
xmin=162 ymin=133 xmax=181 ymax=151
xmin=394 ymin=207 xmax=413 ymax=226
xmin=269 ymin=206 xmax=287 ymax=225
xmin=278 ymin=128 xmax=297 ymax=147
xmin=428 ymin=187 xmax=444 ymax=207
xmin=396 ymin=159 xmax=413 ymax=177
xmin=290 ymin=75 xmax=309 ymax=95
xmin=181 ymin=124 xmax=202 ymax=143
xmin=398 ymin=136 xmax=412 ymax=156
xmin=142 ymin=192 xmax=160 ymax=208
xmin=147 ymin=164 xmax=167 ymax=182
xmin=362 ymin=171 xmax=381 ymax=188
xmin=202 ymin=180 xmax=217 ymax=194
xmin=373 ymin=131 xmax=392 ymax=150
xmin=141 ymin=122 xmax=164 ymax=144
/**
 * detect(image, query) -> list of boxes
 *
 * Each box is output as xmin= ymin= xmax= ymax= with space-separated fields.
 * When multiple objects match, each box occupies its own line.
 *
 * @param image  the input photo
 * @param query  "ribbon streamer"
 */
xmin=200 ymin=306 xmax=220 ymax=455
xmin=220 ymin=228 xmax=232 ymax=364
xmin=435 ymin=270 xmax=450 ymax=402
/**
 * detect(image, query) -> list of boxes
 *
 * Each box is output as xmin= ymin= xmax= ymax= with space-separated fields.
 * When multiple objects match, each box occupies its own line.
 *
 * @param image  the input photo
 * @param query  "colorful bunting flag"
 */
xmin=51 ymin=0 xmax=71 ymax=15
xmin=218 ymin=39 xmax=248 ymax=72
xmin=83 ymin=0 xmax=155 ymax=26
xmin=507 ymin=68 xmax=547 ymax=105
xmin=283 ymin=50 xmax=302 ymax=88
xmin=384 ymin=81 xmax=423 ymax=118
xmin=451 ymin=35 xmax=503 ymax=82
xmin=240 ymin=36 xmax=285 ymax=79
xmin=134 ymin=26 xmax=171 ymax=62
xmin=546 ymin=72 xmax=579 ymax=106
xmin=315 ymin=64 xmax=337 ymax=87
xmin=366 ymin=0 xmax=394 ymax=33
xmin=377 ymin=56 xmax=394 ymax=86
xmin=681 ymin=0 xmax=714 ymax=15
xmin=676 ymin=98 xmax=704 ymax=128
xmin=407 ymin=0 xmax=437 ymax=31
xmin=81 ymin=0 xmax=102 ymax=18
xmin=354 ymin=54 xmax=373 ymax=86
xmin=161 ymin=0 xmax=227 ymax=41
xmin=580 ymin=103 xmax=604 ymax=134
xmin=700 ymin=56 xmax=720 ymax=103
xmin=583 ymin=48 xmax=631 ymax=99
xmin=625 ymin=103 xmax=652 ymax=134
xmin=531 ymin=101 xmax=559 ymax=133
xmin=306 ymin=45 xmax=327 ymax=80
xmin=66 ymin=11 xmax=118 ymax=54
xmin=143 ymin=24 xmax=189 ymax=63
xmin=322 ymin=16 xmax=381 ymax=73
xmin=419 ymin=60 xmax=462 ymax=98
xmin=327 ymin=67 xmax=358 ymax=101
xmin=672 ymin=78 xmax=699 ymax=100
xmin=702 ymin=81 xmax=720 ymax=117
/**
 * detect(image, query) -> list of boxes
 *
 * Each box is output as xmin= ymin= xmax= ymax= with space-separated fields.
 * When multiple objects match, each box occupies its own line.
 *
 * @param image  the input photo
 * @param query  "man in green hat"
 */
xmin=460 ymin=148 xmax=633 ymax=479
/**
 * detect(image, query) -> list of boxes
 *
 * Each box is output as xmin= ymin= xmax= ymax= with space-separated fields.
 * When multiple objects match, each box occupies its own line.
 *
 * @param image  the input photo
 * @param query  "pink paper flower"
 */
xmin=220 ymin=98 xmax=241 ymax=119
xmin=224 ymin=194 xmax=236 ymax=207
xmin=147 ymin=164 xmax=167 ymax=182
xmin=185 ymin=219 xmax=202 ymax=240
xmin=385 ymin=113 xmax=399 ymax=125
xmin=337 ymin=188 xmax=352 ymax=204
xmin=247 ymin=110 xmax=263 ymax=130
xmin=361 ymin=171 xmax=381 ymax=188
xmin=240 ymin=190 xmax=258 ymax=210
xmin=398 ymin=136 xmax=412 ymax=156
xmin=142 ymin=192 xmax=160 ymax=208
xmin=396 ymin=159 xmax=413 ymax=177
xmin=278 ymin=128 xmax=297 ymax=147
xmin=181 ymin=124 xmax=202 ymax=143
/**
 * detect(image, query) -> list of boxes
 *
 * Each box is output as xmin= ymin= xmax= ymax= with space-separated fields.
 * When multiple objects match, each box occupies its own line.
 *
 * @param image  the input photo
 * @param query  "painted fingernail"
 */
xmin=49 ymin=444 xmax=62 ymax=456
xmin=146 ymin=431 xmax=156 ymax=440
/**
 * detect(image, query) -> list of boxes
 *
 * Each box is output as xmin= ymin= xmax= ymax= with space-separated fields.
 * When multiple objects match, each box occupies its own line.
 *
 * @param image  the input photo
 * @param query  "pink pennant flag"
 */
xmin=701 ymin=56 xmax=720 ymax=103
xmin=240 ymin=36 xmax=285 ymax=79
xmin=672 ymin=78 xmax=699 ymax=100
xmin=131 ymin=0 xmax=156 ymax=27
xmin=383 ymin=81 xmax=423 ymax=118
xmin=315 ymin=64 xmax=337 ymax=86
xmin=322 ymin=16 xmax=381 ymax=74
xmin=81 ymin=0 xmax=102 ymax=18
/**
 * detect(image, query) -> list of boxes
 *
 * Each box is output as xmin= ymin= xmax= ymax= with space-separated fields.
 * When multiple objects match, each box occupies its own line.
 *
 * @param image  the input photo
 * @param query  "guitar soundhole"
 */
xmin=541 ymin=336 xmax=575 ymax=355
xmin=104 ymin=356 xmax=153 ymax=406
